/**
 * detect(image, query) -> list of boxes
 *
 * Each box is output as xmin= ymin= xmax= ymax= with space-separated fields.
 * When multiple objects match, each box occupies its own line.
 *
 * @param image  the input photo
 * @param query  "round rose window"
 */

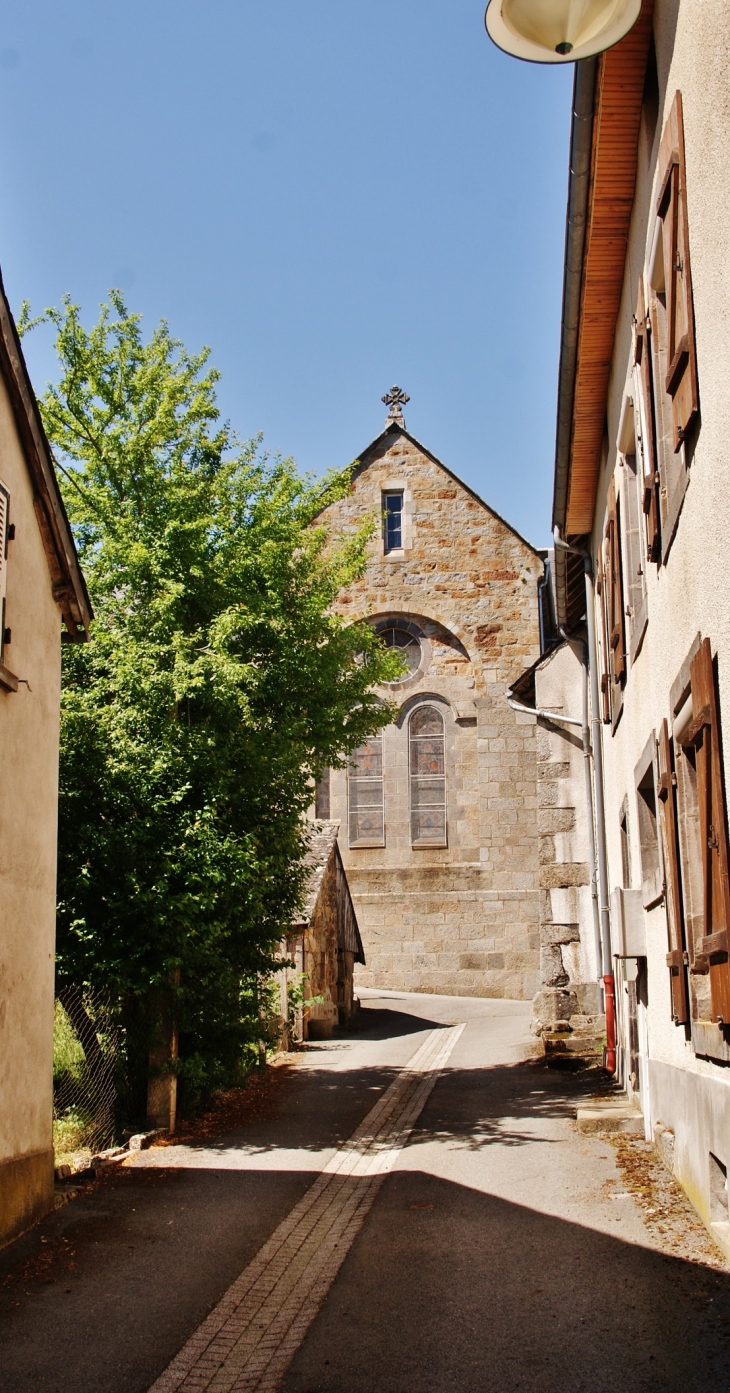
xmin=382 ymin=626 xmax=421 ymax=682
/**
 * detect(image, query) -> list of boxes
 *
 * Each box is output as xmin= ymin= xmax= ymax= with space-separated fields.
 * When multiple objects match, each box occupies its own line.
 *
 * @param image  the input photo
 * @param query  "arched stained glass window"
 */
xmin=409 ymin=706 xmax=447 ymax=847
xmin=348 ymin=734 xmax=385 ymax=847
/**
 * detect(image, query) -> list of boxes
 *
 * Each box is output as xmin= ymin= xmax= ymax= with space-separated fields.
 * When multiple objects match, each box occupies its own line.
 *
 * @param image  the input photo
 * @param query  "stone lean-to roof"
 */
xmin=0 ymin=268 xmax=92 ymax=639
xmin=507 ymin=641 xmax=569 ymax=710
xmin=347 ymin=420 xmax=543 ymax=561
xmin=292 ymin=819 xmax=365 ymax=964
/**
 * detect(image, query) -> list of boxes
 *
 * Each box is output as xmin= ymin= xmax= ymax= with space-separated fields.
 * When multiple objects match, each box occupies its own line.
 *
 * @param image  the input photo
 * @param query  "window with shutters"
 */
xmin=673 ymin=710 xmax=711 ymax=1024
xmin=409 ymin=705 xmax=447 ymax=848
xmin=656 ymin=718 xmax=690 ymax=1026
xmin=0 ymin=479 xmax=10 ymax=665
xmin=619 ymin=797 xmax=632 ymax=890
xmin=595 ymin=551 xmax=613 ymax=725
xmin=631 ymin=277 xmax=661 ymax=565
xmin=646 ymin=90 xmax=698 ymax=562
xmin=348 ymin=735 xmax=385 ymax=848
xmin=597 ymin=477 xmax=626 ymax=728
xmin=616 ymin=391 xmax=649 ymax=665
xmin=682 ymin=639 xmax=730 ymax=1028
xmin=635 ymin=735 xmax=662 ymax=910
xmin=658 ymin=638 xmax=730 ymax=1043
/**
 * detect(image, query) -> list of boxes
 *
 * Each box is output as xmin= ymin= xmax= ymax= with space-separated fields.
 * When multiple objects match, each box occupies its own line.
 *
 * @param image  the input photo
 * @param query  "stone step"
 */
xmin=576 ymin=1100 xmax=644 ymax=1134
xmin=543 ymin=1032 xmax=604 ymax=1060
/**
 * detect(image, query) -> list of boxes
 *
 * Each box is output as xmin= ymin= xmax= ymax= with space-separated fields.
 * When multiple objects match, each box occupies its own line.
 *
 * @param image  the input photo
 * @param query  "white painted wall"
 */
xmin=587 ymin=0 xmax=730 ymax=1253
xmin=0 ymin=369 xmax=62 ymax=1245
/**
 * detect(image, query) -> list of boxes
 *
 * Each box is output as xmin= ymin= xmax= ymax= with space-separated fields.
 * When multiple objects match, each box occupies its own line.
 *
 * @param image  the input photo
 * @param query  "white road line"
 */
xmin=148 ymin=1022 xmax=465 ymax=1393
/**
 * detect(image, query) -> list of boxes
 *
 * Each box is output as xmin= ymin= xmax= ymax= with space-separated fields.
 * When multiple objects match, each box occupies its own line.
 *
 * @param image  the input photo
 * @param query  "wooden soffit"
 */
xmin=565 ymin=2 xmax=654 ymax=536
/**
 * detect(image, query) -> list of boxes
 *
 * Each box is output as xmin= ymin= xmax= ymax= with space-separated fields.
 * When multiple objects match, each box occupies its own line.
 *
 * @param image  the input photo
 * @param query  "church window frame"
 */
xmin=372 ymin=616 xmax=428 ymax=692
xmin=348 ymin=733 xmax=385 ymax=848
xmin=409 ymin=705 xmax=447 ymax=848
xmin=383 ymin=491 xmax=404 ymax=553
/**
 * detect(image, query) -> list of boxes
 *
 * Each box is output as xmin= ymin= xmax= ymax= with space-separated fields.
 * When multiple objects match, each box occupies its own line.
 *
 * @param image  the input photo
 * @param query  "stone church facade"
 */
xmin=316 ymin=395 xmax=543 ymax=1000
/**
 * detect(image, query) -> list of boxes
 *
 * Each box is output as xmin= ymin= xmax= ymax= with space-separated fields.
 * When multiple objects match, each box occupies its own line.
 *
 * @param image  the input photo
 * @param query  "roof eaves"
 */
xmin=0 ymin=271 xmax=92 ymax=640
xmin=551 ymin=2 xmax=654 ymax=623
xmin=552 ymin=57 xmax=598 ymax=539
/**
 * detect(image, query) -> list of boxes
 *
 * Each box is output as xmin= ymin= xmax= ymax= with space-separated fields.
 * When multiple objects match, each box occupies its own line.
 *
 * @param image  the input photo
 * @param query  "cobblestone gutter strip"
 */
xmin=148 ymin=1023 xmax=465 ymax=1393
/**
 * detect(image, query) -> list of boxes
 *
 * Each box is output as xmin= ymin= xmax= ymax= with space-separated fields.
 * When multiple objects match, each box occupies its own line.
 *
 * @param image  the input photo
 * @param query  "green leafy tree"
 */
xmin=20 ymin=292 xmax=400 ymax=1106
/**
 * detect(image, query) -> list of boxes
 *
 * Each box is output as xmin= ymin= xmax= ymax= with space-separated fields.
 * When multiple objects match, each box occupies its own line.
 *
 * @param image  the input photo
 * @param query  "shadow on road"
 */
xmin=3 ymin=999 xmax=727 ymax=1393
xmin=2 ymin=1157 xmax=729 ymax=1393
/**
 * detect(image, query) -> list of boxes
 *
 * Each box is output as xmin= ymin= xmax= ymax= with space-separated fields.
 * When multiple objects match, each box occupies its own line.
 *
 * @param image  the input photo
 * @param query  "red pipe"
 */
xmin=603 ymin=974 xmax=617 ymax=1074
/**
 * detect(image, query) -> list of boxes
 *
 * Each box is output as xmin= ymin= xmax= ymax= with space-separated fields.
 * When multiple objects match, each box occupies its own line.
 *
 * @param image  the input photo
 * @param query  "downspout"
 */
xmin=550 ymin=60 xmax=615 ymax=1071
xmin=555 ymin=532 xmax=616 ymax=1073
xmin=561 ymin=628 xmax=603 ymax=994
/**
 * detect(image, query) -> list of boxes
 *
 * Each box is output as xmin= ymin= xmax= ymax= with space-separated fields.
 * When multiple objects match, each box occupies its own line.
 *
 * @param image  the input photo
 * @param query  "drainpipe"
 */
xmin=505 ymin=693 xmax=583 ymax=729
xmin=559 ymin=629 xmax=603 ymax=993
xmin=554 ymin=530 xmax=616 ymax=1073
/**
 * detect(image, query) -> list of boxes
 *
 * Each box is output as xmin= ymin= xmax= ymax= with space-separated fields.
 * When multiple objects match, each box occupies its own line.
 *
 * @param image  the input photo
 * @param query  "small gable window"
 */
xmin=410 ymin=706 xmax=447 ymax=847
xmin=383 ymin=492 xmax=403 ymax=552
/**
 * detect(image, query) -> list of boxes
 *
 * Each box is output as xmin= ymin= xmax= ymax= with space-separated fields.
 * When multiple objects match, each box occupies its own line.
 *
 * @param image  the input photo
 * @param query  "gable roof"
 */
xmin=294 ymin=819 xmax=341 ymax=923
xmin=0 ymin=269 xmax=92 ymax=639
xmin=353 ymin=421 xmax=542 ymax=559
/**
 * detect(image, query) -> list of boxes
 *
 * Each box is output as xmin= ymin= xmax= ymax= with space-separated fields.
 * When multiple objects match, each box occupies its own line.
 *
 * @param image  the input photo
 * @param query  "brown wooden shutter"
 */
xmin=656 ymin=719 xmax=690 ymax=1024
xmin=656 ymin=91 xmax=698 ymax=450
xmin=605 ymin=479 xmax=626 ymax=685
xmin=633 ymin=278 xmax=660 ymax=562
xmin=687 ymin=638 xmax=730 ymax=1025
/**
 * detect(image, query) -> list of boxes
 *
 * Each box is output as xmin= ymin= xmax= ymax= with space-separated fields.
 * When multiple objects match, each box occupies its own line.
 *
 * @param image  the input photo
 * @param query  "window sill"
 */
xmin=412 ymin=841 xmax=448 ymax=850
xmin=691 ymin=1019 xmax=730 ymax=1063
xmin=349 ymin=841 xmax=385 ymax=850
xmin=0 ymin=661 xmax=19 ymax=692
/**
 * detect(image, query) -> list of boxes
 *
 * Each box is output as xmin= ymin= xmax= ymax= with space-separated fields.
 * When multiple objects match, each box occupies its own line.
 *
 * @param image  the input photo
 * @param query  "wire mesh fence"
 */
xmin=53 ymin=985 xmax=122 ymax=1163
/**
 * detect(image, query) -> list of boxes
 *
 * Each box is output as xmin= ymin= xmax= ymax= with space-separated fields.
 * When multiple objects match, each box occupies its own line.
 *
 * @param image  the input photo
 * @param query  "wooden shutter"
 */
xmin=656 ymin=719 xmax=690 ymax=1024
xmin=605 ymin=479 xmax=626 ymax=685
xmin=633 ymin=279 xmax=660 ymax=562
xmin=687 ymin=639 xmax=730 ymax=1025
xmin=656 ymin=91 xmax=698 ymax=450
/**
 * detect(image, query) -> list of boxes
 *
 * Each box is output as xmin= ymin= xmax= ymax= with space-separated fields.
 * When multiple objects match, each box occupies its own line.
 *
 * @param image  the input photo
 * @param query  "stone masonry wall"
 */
xmin=318 ymin=422 xmax=543 ymax=999
xmin=532 ymin=642 xmax=603 ymax=1040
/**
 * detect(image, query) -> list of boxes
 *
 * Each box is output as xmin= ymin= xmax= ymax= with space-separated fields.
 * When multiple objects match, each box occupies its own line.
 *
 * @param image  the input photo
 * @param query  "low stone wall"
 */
xmin=352 ymin=865 xmax=539 ymax=999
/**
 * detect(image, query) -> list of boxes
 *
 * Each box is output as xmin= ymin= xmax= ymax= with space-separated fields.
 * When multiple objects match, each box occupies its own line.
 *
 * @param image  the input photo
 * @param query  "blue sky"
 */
xmin=0 ymin=1 xmax=572 ymax=547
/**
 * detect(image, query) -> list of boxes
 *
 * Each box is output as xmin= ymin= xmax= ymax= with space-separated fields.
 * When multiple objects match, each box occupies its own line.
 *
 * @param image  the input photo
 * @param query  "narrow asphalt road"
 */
xmin=2 ymin=990 xmax=729 ymax=1392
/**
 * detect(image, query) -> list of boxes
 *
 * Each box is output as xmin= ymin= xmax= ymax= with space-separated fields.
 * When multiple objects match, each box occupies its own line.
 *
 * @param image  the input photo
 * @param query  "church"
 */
xmin=316 ymin=389 xmax=544 ymax=1000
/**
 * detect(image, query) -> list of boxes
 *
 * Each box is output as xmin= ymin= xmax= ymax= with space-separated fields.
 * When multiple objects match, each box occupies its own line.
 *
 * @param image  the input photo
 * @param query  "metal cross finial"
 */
xmin=381 ymin=384 xmax=410 ymax=429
